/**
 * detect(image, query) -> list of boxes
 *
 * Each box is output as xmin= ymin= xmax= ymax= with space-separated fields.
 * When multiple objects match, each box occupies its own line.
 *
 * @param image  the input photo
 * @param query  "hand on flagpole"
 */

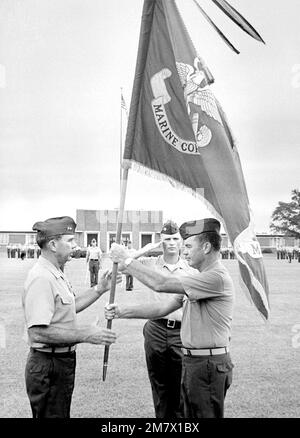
xmin=104 ymin=303 xmax=121 ymax=320
xmin=110 ymin=243 xmax=129 ymax=271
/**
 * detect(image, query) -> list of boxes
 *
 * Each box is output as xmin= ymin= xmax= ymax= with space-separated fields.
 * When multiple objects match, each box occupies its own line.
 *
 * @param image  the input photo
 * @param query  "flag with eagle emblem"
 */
xmin=123 ymin=0 xmax=270 ymax=320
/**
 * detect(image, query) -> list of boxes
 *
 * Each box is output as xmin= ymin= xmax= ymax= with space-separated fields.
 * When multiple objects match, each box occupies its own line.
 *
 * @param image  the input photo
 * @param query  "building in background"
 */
xmin=75 ymin=209 xmax=163 ymax=252
xmin=0 ymin=209 xmax=163 ymax=253
xmin=0 ymin=231 xmax=36 ymax=247
xmin=0 ymin=216 xmax=299 ymax=254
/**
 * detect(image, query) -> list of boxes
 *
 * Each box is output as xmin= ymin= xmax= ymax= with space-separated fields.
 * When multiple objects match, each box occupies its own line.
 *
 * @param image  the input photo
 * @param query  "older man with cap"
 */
xmin=123 ymin=220 xmax=190 ymax=418
xmin=22 ymin=216 xmax=120 ymax=418
xmin=107 ymin=218 xmax=235 ymax=418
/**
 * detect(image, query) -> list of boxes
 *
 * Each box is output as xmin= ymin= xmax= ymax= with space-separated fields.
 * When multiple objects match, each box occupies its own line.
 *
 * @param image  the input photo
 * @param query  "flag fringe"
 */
xmin=123 ymin=158 xmax=225 ymax=228
xmin=123 ymin=158 xmax=269 ymax=320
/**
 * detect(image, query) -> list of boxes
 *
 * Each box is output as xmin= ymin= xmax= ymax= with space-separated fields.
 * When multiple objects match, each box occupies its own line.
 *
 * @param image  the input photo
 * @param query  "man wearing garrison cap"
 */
xmin=107 ymin=218 xmax=235 ymax=418
xmin=22 ymin=216 xmax=121 ymax=418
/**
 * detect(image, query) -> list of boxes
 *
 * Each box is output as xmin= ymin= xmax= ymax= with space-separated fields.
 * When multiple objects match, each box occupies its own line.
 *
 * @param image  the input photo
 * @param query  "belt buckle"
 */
xmin=167 ymin=319 xmax=176 ymax=328
xmin=51 ymin=346 xmax=74 ymax=353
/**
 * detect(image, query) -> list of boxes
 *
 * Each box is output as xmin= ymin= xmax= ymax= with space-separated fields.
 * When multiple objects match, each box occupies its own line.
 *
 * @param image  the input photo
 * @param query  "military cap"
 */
xmin=32 ymin=216 xmax=76 ymax=238
xmin=160 ymin=220 xmax=179 ymax=235
xmin=179 ymin=218 xmax=221 ymax=240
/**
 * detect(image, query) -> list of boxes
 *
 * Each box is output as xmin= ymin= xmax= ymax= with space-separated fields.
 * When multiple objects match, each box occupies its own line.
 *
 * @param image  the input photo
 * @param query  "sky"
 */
xmin=0 ymin=0 xmax=299 ymax=233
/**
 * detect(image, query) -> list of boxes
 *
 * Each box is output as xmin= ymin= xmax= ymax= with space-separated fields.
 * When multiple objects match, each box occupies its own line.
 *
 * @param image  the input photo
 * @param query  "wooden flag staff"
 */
xmin=102 ymin=165 xmax=129 ymax=381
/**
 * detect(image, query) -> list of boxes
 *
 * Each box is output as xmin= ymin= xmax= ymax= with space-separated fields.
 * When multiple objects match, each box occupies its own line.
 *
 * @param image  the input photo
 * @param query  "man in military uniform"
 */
xmin=125 ymin=241 xmax=136 ymax=291
xmin=22 ymin=216 xmax=120 ymax=418
xmin=11 ymin=243 xmax=17 ymax=258
xmin=86 ymin=238 xmax=102 ymax=287
xmin=107 ymin=218 xmax=234 ymax=418
xmin=127 ymin=220 xmax=190 ymax=418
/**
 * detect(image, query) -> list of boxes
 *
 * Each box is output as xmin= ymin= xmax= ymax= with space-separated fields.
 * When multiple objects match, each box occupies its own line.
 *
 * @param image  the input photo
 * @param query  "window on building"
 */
xmin=9 ymin=234 xmax=25 ymax=244
xmin=141 ymin=233 xmax=153 ymax=247
xmin=87 ymin=234 xmax=99 ymax=246
xmin=108 ymin=233 xmax=131 ymax=249
xmin=0 ymin=233 xmax=9 ymax=245
xmin=26 ymin=234 xmax=36 ymax=245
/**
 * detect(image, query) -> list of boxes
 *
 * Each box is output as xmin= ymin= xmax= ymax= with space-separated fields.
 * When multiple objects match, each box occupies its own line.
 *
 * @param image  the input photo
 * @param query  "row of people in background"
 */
xmin=220 ymin=248 xmax=235 ymax=259
xmin=6 ymin=243 xmax=41 ymax=259
xmin=276 ymin=247 xmax=300 ymax=263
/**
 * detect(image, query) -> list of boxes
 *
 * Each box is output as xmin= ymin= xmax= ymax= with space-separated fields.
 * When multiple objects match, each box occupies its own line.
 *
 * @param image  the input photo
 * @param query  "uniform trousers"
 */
xmin=25 ymin=349 xmax=76 ymax=418
xmin=89 ymin=259 xmax=100 ymax=287
xmin=181 ymin=353 xmax=233 ymax=418
xmin=143 ymin=320 xmax=183 ymax=418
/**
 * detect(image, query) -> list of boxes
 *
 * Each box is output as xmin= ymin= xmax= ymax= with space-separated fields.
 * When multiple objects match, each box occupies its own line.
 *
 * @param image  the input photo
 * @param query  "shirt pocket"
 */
xmin=55 ymin=290 xmax=75 ymax=323
xmin=58 ymin=293 xmax=73 ymax=305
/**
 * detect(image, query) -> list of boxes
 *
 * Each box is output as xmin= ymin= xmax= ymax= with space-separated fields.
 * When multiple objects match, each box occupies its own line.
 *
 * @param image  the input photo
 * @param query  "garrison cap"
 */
xmin=179 ymin=218 xmax=221 ymax=240
xmin=32 ymin=216 xmax=76 ymax=238
xmin=160 ymin=220 xmax=179 ymax=235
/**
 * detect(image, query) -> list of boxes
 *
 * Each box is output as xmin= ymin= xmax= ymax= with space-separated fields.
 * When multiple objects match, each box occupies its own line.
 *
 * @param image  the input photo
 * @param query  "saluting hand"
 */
xmin=139 ymin=240 xmax=162 ymax=255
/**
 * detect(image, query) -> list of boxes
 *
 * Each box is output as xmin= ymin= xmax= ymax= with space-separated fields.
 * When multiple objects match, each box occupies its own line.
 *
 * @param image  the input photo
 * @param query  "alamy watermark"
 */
xmin=0 ymin=64 xmax=6 ymax=89
xmin=0 ymin=322 xmax=6 ymax=348
xmin=291 ymin=324 xmax=300 ymax=348
xmin=291 ymin=64 xmax=300 ymax=89
xmin=93 ymin=187 xmax=205 ymax=226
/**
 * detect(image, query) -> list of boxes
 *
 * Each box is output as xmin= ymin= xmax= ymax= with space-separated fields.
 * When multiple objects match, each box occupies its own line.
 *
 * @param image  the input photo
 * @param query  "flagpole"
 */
xmin=102 ymin=90 xmax=129 ymax=381
xmin=120 ymin=88 xmax=123 ymax=197
xmin=102 ymin=166 xmax=129 ymax=381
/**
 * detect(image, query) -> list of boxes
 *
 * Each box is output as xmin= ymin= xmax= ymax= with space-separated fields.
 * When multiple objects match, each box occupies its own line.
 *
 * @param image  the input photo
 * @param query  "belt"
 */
xmin=182 ymin=347 xmax=229 ymax=356
xmin=90 ymin=259 xmax=99 ymax=261
xmin=154 ymin=318 xmax=181 ymax=329
xmin=33 ymin=346 xmax=76 ymax=354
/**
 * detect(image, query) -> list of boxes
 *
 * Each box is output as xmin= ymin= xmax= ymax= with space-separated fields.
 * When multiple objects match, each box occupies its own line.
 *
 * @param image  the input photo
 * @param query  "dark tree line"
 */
xmin=270 ymin=189 xmax=300 ymax=238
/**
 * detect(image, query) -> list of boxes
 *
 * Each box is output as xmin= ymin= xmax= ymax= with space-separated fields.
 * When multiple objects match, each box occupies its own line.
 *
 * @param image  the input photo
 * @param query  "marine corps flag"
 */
xmin=123 ymin=0 xmax=270 ymax=320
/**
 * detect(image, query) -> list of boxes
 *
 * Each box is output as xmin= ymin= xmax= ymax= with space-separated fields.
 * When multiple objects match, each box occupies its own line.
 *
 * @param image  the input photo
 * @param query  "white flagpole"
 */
xmin=102 ymin=89 xmax=129 ymax=381
xmin=120 ymin=87 xmax=124 ymax=196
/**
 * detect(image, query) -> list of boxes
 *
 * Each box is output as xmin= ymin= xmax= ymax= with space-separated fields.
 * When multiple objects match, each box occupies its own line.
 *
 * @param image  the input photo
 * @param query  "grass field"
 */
xmin=0 ymin=253 xmax=300 ymax=418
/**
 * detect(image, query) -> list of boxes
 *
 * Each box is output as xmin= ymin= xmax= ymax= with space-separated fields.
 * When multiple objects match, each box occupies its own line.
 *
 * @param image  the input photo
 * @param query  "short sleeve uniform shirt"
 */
xmin=177 ymin=260 xmax=235 ymax=349
xmin=141 ymin=255 xmax=192 ymax=321
xmin=22 ymin=256 xmax=77 ymax=349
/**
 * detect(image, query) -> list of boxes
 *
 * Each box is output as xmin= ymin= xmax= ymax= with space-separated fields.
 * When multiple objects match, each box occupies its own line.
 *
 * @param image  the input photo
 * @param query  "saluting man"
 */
xmin=22 ymin=216 xmax=120 ymax=418
xmin=126 ymin=220 xmax=191 ymax=418
xmin=107 ymin=218 xmax=235 ymax=418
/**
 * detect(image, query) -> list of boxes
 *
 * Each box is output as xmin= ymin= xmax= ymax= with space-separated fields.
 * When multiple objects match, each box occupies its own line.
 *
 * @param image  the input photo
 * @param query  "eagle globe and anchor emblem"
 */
xmin=150 ymin=57 xmax=223 ymax=155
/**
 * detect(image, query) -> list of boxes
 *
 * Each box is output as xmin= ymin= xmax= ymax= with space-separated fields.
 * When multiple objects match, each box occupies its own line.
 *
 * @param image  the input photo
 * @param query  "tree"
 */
xmin=270 ymin=189 xmax=300 ymax=238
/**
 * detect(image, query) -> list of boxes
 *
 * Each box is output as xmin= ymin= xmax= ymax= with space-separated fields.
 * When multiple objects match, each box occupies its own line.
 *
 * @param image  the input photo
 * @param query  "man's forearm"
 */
xmin=29 ymin=325 xmax=98 ymax=345
xmin=120 ymin=304 xmax=170 ymax=320
xmin=126 ymin=260 xmax=184 ymax=294
xmin=75 ymin=286 xmax=107 ymax=313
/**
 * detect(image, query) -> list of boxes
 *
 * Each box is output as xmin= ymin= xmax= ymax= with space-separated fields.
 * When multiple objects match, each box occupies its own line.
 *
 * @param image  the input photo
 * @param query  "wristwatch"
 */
xmin=124 ymin=257 xmax=133 ymax=267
